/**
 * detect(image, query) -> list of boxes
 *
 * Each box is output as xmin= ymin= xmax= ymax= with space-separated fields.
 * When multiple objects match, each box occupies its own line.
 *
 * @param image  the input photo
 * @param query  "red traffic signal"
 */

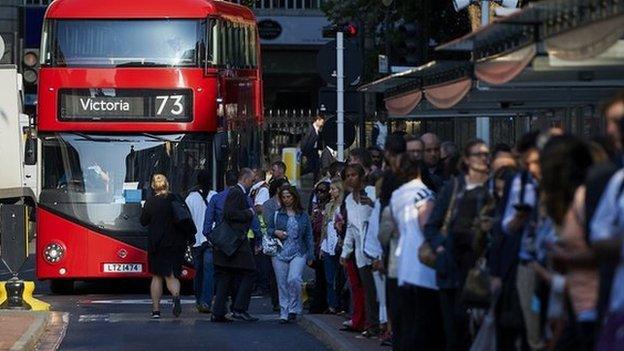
xmin=343 ymin=23 xmax=358 ymax=37
xmin=322 ymin=23 xmax=358 ymax=38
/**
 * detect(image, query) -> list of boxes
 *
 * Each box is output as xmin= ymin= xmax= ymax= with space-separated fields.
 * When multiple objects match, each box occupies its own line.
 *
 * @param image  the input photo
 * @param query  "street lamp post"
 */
xmin=476 ymin=0 xmax=491 ymax=144
xmin=336 ymin=31 xmax=345 ymax=162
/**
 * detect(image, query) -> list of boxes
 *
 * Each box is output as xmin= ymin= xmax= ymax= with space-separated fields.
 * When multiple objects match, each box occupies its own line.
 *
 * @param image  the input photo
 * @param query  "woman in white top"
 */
xmin=319 ymin=178 xmax=345 ymax=314
xmin=340 ymin=163 xmax=379 ymax=335
xmin=390 ymin=155 xmax=444 ymax=351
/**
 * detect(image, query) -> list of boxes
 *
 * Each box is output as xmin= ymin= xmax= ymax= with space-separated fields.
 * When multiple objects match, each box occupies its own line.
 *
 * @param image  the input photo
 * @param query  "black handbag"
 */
xmin=211 ymin=220 xmax=244 ymax=257
xmin=171 ymin=194 xmax=197 ymax=245
xmin=461 ymin=257 xmax=492 ymax=308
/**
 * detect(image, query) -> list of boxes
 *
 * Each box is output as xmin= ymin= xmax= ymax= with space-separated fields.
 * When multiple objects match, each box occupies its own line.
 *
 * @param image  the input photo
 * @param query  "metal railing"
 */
xmin=22 ymin=0 xmax=51 ymax=5
xmin=228 ymin=0 xmax=324 ymax=10
xmin=263 ymin=109 xmax=318 ymax=160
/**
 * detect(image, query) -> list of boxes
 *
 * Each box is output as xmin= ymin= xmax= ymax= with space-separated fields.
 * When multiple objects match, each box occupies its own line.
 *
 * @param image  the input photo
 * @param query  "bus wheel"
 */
xmin=50 ymin=279 xmax=75 ymax=294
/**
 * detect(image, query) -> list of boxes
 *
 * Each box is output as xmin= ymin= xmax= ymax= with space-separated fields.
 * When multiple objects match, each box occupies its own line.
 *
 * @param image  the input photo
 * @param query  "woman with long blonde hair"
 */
xmin=140 ymin=174 xmax=186 ymax=319
xmin=319 ymin=178 xmax=345 ymax=314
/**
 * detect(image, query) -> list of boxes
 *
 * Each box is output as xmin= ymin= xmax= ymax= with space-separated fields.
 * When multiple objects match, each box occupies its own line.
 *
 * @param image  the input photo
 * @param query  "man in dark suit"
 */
xmin=301 ymin=114 xmax=325 ymax=180
xmin=211 ymin=168 xmax=259 ymax=322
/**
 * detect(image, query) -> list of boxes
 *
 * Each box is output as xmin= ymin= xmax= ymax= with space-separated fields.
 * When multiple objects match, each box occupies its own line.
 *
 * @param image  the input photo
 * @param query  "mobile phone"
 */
xmin=514 ymin=203 xmax=533 ymax=212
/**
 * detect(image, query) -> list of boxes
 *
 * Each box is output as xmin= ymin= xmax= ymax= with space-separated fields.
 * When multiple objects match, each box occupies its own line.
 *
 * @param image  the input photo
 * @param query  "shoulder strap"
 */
xmin=440 ymin=177 xmax=459 ymax=237
xmin=519 ymin=170 xmax=529 ymax=204
xmin=611 ymin=176 xmax=624 ymax=227
xmin=197 ymin=190 xmax=208 ymax=206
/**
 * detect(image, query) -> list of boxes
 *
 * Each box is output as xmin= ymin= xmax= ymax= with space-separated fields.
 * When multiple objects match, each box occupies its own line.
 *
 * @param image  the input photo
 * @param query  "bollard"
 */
xmin=3 ymin=277 xmax=30 ymax=310
xmin=0 ymin=259 xmax=51 ymax=311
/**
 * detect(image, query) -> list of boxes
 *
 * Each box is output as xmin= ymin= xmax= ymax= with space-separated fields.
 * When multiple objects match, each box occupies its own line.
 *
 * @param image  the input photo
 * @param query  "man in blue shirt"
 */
xmin=501 ymin=131 xmax=545 ymax=351
xmin=204 ymin=170 xmax=262 ymax=248
xmin=204 ymin=171 xmax=238 ymax=238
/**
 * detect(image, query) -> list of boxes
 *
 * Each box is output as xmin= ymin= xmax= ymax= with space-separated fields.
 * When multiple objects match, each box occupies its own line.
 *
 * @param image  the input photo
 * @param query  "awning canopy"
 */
xmin=358 ymin=0 xmax=624 ymax=118
xmin=438 ymin=0 xmax=624 ymax=60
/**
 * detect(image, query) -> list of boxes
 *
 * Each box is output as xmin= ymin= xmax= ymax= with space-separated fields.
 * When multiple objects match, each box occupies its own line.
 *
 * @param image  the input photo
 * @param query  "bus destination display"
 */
xmin=59 ymin=89 xmax=192 ymax=121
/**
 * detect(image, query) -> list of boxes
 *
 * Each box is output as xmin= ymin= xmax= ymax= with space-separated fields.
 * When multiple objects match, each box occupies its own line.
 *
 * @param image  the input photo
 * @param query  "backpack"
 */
xmin=250 ymin=182 xmax=268 ymax=204
xmin=171 ymin=194 xmax=197 ymax=245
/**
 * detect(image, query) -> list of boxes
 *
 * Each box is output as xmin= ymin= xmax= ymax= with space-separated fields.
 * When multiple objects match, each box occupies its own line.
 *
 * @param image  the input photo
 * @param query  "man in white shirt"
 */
xmin=590 ymin=169 xmax=624 ymax=315
xmin=340 ymin=164 xmax=379 ymax=336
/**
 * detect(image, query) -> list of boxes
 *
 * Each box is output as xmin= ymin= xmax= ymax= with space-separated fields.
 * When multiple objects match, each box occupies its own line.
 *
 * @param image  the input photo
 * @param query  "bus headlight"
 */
xmin=43 ymin=242 xmax=65 ymax=264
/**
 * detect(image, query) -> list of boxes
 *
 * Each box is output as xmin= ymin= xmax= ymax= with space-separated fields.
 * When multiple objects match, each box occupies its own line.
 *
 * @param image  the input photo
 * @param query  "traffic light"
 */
xmin=394 ymin=22 xmax=420 ymax=66
xmin=21 ymin=48 xmax=39 ymax=85
xmin=322 ymin=23 xmax=358 ymax=39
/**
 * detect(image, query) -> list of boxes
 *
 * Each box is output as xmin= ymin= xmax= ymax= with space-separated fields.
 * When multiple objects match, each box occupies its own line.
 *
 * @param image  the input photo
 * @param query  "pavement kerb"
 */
xmin=300 ymin=315 xmax=354 ymax=351
xmin=7 ymin=311 xmax=51 ymax=351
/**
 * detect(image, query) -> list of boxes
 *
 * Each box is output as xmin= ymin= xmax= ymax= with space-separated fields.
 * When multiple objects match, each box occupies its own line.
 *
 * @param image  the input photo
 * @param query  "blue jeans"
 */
xmin=192 ymin=246 xmax=214 ymax=306
xmin=323 ymin=254 xmax=340 ymax=309
xmin=272 ymin=255 xmax=307 ymax=320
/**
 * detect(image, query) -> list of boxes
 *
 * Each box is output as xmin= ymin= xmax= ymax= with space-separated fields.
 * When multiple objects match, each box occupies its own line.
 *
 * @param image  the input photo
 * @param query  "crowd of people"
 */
xmin=140 ymin=92 xmax=624 ymax=351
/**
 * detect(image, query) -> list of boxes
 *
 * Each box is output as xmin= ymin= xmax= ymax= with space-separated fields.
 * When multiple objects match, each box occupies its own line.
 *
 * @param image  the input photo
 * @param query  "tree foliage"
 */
xmin=321 ymin=0 xmax=471 ymax=74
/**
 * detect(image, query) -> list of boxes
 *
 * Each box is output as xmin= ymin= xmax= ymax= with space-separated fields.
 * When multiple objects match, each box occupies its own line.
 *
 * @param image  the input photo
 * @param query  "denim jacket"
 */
xmin=268 ymin=209 xmax=315 ymax=261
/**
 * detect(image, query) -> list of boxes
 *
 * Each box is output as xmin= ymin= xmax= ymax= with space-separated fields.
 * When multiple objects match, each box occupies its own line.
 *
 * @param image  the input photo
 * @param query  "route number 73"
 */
xmin=155 ymin=95 xmax=185 ymax=116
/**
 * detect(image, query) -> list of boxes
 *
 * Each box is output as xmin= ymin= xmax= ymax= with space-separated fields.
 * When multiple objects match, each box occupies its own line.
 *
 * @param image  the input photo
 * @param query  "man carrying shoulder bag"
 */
xmin=211 ymin=168 xmax=259 ymax=323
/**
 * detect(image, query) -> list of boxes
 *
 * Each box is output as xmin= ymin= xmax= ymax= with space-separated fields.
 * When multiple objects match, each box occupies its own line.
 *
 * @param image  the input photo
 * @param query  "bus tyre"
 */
xmin=50 ymin=279 xmax=75 ymax=294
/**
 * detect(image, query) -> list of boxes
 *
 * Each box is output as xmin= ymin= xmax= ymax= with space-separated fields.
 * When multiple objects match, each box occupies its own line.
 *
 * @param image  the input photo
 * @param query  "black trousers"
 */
xmin=399 ymin=285 xmax=445 ymax=351
xmin=309 ymin=260 xmax=328 ymax=313
xmin=439 ymin=288 xmax=471 ymax=351
xmin=386 ymin=278 xmax=401 ymax=351
xmin=213 ymin=265 xmax=255 ymax=317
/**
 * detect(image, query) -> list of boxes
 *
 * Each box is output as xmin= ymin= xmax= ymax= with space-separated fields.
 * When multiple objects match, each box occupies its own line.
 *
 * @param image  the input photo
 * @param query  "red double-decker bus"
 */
xmin=35 ymin=0 xmax=263 ymax=293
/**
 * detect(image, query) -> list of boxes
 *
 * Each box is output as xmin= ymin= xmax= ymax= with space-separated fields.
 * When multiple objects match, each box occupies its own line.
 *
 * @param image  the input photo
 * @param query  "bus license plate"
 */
xmin=103 ymin=263 xmax=143 ymax=273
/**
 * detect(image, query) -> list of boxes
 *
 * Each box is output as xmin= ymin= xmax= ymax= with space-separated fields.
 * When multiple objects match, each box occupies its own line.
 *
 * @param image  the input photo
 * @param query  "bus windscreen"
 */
xmin=46 ymin=19 xmax=204 ymax=67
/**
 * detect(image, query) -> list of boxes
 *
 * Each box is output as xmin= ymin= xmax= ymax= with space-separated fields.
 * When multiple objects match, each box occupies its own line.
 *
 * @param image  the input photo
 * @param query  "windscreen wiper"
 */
xmin=73 ymin=133 xmax=133 ymax=143
xmin=115 ymin=61 xmax=169 ymax=67
xmin=141 ymin=133 xmax=178 ymax=142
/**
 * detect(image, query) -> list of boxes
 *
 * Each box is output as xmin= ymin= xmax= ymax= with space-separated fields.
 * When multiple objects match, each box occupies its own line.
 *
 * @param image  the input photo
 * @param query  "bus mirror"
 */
xmin=213 ymin=131 xmax=229 ymax=162
xmin=24 ymin=135 xmax=37 ymax=166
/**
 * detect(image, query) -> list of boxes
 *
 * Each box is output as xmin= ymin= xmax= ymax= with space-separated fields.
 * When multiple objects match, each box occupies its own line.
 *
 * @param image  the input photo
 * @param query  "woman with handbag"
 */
xmin=267 ymin=184 xmax=315 ymax=324
xmin=319 ymin=178 xmax=345 ymax=314
xmin=424 ymin=140 xmax=492 ymax=351
xmin=140 ymin=174 xmax=186 ymax=319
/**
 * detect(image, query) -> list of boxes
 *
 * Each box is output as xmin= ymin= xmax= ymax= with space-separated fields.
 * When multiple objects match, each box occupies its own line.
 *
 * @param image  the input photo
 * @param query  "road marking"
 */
xmin=77 ymin=313 xmax=279 ymax=323
xmin=80 ymin=296 xmax=264 ymax=305
xmin=81 ymin=299 xmax=197 ymax=305
xmin=78 ymin=314 xmax=110 ymax=322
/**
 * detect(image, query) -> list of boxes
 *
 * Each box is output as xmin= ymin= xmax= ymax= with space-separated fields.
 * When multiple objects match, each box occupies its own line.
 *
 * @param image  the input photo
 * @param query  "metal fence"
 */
xmin=22 ymin=0 xmax=51 ymax=4
xmin=263 ymin=109 xmax=318 ymax=162
xmin=228 ymin=0 xmax=324 ymax=10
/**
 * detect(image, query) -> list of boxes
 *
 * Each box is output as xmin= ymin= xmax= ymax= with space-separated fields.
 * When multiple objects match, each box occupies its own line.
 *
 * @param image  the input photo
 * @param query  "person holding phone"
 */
xmin=499 ymin=132 xmax=545 ymax=351
xmin=340 ymin=164 xmax=379 ymax=336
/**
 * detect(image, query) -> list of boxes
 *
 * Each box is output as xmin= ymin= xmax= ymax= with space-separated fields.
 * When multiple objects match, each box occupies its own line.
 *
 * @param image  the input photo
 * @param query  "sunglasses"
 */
xmin=469 ymin=152 xmax=491 ymax=158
